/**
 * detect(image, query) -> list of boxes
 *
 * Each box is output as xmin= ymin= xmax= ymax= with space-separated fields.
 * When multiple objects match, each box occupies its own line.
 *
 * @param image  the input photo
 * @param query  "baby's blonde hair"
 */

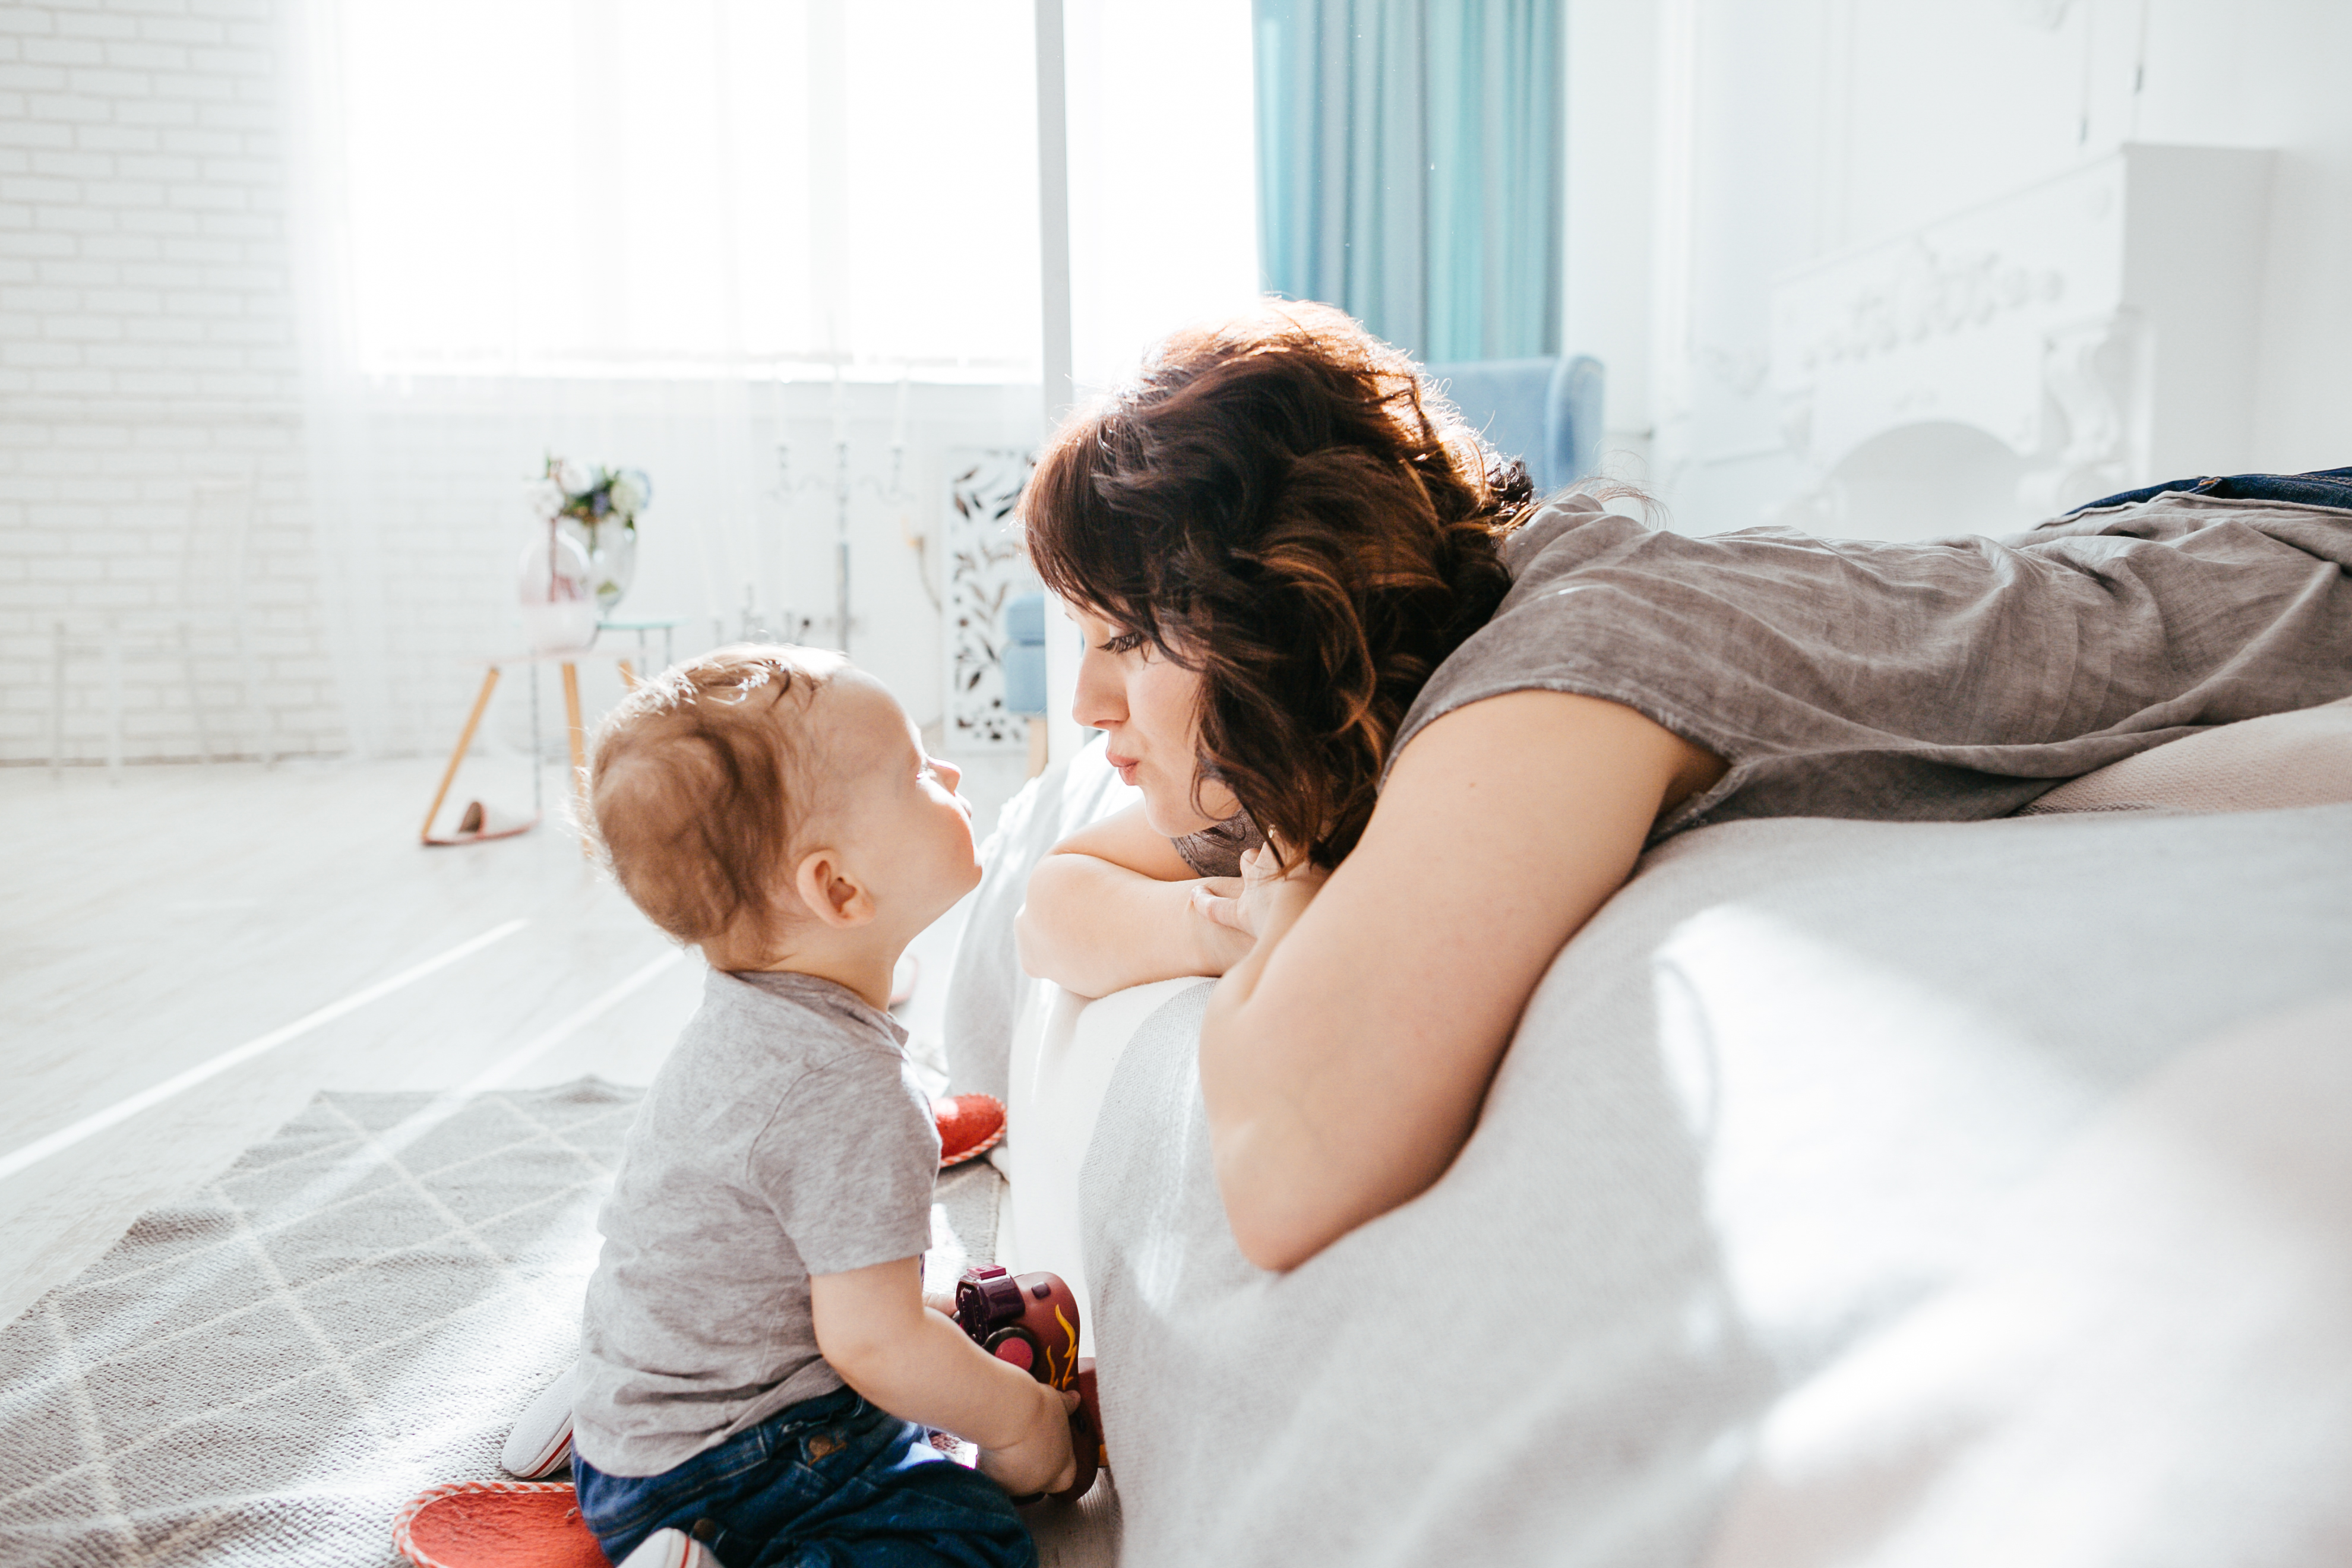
xmin=587 ymin=645 xmax=841 ymax=953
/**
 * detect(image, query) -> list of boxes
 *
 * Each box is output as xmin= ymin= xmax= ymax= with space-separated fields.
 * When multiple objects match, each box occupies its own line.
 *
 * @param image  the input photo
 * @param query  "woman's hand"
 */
xmin=975 ymin=1382 xmax=1081 ymax=1497
xmin=1190 ymin=845 xmax=1327 ymax=947
xmin=1187 ymin=875 xmax=1257 ymax=965
xmin=1019 ymin=802 xmax=1263 ymax=996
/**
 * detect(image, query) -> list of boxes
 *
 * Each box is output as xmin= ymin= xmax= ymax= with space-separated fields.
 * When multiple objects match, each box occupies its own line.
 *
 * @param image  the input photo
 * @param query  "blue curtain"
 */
xmin=1255 ymin=0 xmax=1564 ymax=363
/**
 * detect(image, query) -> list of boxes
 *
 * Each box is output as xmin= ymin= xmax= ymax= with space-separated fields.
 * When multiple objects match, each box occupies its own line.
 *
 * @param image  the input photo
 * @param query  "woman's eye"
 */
xmin=1098 ymin=630 xmax=1144 ymax=655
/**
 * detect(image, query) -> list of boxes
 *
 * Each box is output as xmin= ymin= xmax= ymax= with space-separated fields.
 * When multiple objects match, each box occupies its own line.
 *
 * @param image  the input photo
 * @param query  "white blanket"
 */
xmin=949 ymin=772 xmax=2352 ymax=1566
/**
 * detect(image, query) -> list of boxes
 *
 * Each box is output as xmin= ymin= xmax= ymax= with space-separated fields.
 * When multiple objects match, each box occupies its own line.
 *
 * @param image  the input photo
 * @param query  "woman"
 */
xmin=1013 ymin=301 xmax=2352 ymax=1272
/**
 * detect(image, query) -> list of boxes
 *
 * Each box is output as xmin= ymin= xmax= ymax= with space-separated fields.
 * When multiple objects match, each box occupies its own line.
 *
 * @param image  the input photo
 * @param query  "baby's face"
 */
xmin=823 ymin=674 xmax=983 ymax=929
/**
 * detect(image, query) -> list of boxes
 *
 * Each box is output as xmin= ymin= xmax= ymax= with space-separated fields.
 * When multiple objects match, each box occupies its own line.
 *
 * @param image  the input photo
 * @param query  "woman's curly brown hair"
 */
xmin=1023 ymin=301 xmax=1539 ymax=870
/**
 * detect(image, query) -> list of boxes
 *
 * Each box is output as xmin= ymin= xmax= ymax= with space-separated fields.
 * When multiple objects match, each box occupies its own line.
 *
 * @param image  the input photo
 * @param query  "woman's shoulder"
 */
xmin=1497 ymin=491 xmax=1626 ymax=571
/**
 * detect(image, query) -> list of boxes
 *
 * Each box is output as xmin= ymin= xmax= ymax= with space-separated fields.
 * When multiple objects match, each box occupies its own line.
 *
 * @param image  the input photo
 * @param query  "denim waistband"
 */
xmin=2068 ymin=466 xmax=2352 ymax=517
xmin=577 ymin=1385 xmax=871 ymax=1533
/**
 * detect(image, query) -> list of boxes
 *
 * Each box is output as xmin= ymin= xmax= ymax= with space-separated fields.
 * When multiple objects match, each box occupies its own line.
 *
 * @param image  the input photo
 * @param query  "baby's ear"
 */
xmin=793 ymin=848 xmax=876 ymax=928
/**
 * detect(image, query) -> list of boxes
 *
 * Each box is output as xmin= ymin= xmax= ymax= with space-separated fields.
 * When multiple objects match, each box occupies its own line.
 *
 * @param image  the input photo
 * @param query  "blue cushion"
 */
xmin=1422 ymin=355 xmax=1604 ymax=497
xmin=1002 ymin=592 xmax=1048 ymax=716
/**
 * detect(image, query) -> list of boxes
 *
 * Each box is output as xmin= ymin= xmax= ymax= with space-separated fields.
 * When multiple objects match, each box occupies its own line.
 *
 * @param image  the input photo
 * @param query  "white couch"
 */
xmin=947 ymin=720 xmax=2352 ymax=1567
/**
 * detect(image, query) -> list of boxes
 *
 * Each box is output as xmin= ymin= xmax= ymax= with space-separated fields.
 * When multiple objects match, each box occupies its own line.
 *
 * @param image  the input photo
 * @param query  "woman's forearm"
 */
xmin=1195 ymin=694 xmax=1699 ymax=1273
xmin=1198 ymin=884 xmax=1458 ymax=1273
xmin=1016 ymin=852 xmax=1234 ymax=997
xmin=1197 ymin=875 xmax=1367 ymax=1269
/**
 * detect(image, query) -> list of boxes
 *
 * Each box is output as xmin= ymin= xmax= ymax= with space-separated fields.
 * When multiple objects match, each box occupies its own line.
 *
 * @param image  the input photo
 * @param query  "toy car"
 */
xmin=953 ymin=1265 xmax=1104 ymax=1501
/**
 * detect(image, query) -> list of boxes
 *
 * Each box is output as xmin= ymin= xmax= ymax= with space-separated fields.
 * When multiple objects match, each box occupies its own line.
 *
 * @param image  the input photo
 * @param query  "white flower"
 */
xmin=557 ymin=459 xmax=593 ymax=497
xmin=526 ymin=478 xmax=565 ymax=519
xmin=609 ymin=470 xmax=650 ymax=518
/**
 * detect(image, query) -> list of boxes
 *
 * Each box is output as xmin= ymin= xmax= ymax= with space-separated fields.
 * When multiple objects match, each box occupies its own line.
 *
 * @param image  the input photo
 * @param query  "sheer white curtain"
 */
xmin=1061 ymin=1 xmax=1260 ymax=393
xmin=331 ymin=0 xmax=1042 ymax=378
xmin=283 ymin=0 xmax=1045 ymax=757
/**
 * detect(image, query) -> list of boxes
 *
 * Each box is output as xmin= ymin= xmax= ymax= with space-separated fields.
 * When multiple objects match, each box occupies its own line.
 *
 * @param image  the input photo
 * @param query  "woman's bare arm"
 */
xmin=1198 ymin=691 xmax=1725 ymax=1271
xmin=1015 ymin=802 xmax=1253 ymax=998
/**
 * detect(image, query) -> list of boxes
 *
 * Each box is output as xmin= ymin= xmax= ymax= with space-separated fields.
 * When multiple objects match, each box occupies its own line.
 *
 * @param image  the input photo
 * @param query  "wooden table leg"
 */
xmin=561 ymin=661 xmax=588 ymax=850
xmin=423 ymin=666 xmax=501 ymax=843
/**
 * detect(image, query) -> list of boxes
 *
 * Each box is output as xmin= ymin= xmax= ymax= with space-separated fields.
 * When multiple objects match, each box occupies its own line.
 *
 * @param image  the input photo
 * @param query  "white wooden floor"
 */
xmin=0 ymin=752 xmax=1028 ymax=1332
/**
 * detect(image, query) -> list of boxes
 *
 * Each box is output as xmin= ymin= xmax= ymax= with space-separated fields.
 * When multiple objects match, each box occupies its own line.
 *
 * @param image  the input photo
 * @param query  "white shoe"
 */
xmin=501 ymin=1361 xmax=580 ymax=1479
xmin=617 ymin=1527 xmax=720 ymax=1568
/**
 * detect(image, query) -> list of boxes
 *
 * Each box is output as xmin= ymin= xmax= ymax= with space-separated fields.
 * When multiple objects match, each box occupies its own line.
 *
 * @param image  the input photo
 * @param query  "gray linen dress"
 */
xmin=1379 ymin=488 xmax=2352 ymax=840
xmin=1174 ymin=488 xmax=2352 ymax=871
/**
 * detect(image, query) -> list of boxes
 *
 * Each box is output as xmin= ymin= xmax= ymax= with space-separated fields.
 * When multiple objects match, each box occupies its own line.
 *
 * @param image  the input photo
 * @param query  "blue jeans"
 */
xmin=573 ymin=1387 xmax=1035 ymax=1568
xmin=2066 ymin=464 xmax=2352 ymax=516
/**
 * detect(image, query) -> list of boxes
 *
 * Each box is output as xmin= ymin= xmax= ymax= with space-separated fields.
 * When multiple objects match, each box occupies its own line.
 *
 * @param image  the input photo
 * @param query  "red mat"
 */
xmin=393 ymin=1481 xmax=604 ymax=1568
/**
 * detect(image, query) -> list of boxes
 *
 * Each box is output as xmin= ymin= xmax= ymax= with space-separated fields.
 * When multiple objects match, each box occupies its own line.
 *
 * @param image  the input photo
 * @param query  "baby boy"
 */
xmin=573 ymin=646 xmax=1074 ymax=1568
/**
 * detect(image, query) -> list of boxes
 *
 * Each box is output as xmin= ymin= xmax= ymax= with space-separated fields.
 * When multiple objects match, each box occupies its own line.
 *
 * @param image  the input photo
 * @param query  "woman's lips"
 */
xmin=1107 ymin=753 xmax=1140 ymax=785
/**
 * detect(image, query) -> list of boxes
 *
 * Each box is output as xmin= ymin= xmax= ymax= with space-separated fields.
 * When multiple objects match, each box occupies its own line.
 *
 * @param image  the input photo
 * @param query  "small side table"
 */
xmin=421 ymin=647 xmax=643 ymax=846
xmin=597 ymin=615 xmax=684 ymax=671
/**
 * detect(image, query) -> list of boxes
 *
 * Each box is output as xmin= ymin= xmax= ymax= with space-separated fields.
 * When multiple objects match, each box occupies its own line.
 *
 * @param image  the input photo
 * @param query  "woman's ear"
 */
xmin=793 ymin=848 xmax=877 ymax=929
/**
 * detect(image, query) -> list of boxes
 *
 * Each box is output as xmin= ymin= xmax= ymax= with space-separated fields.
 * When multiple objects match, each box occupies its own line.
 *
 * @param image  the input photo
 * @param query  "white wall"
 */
xmin=1561 ymin=0 xmax=1657 ymax=478
xmin=0 ymin=0 xmax=1052 ymax=767
xmin=1586 ymin=0 xmax=2352 ymax=536
xmin=303 ymin=375 xmax=1042 ymax=764
xmin=0 ymin=0 xmax=336 ymax=764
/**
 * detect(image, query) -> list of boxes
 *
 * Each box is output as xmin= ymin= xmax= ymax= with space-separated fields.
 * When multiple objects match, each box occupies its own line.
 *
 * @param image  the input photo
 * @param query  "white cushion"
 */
xmin=2024 ymin=696 xmax=2352 ymax=815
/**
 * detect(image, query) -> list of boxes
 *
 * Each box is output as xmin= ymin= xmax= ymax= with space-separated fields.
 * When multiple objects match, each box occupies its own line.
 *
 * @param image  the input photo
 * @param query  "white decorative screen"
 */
xmin=942 ymin=448 xmax=1040 ymax=753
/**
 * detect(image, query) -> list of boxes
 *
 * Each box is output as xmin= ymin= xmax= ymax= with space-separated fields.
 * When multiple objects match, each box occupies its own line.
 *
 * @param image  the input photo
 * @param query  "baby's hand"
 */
xmin=976 ymin=1382 xmax=1080 ymax=1498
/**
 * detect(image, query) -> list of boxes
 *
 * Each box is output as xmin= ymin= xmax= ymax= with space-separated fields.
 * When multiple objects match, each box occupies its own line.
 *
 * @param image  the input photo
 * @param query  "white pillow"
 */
xmin=2022 ymin=696 xmax=2352 ymax=815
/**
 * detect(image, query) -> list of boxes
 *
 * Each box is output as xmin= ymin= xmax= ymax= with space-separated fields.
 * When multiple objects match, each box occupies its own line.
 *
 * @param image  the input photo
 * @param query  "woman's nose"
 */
xmin=1071 ymin=646 xmax=1126 ymax=730
xmin=937 ymin=758 xmax=963 ymax=791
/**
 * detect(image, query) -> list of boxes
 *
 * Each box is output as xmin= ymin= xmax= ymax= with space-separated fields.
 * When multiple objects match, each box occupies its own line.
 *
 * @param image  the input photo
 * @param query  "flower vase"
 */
xmin=584 ymin=519 xmax=637 ymax=614
xmin=518 ymin=523 xmax=598 ymax=652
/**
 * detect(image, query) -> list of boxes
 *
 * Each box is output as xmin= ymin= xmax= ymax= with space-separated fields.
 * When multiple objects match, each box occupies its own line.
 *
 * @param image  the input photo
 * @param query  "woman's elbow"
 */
xmin=1014 ymin=856 xmax=1079 ymax=981
xmin=1224 ymin=1197 xmax=1330 ymax=1273
xmin=1207 ymin=1061 xmax=1447 ymax=1270
xmin=1014 ymin=885 xmax=1103 ymax=995
xmin=1011 ymin=897 xmax=1051 ymax=980
xmin=1210 ymin=1131 xmax=1352 ymax=1273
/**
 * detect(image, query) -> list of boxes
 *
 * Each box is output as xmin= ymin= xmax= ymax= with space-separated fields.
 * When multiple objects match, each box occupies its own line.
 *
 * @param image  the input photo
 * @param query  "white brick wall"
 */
xmin=0 ymin=0 xmax=336 ymax=764
xmin=0 ymin=0 xmax=1038 ymax=769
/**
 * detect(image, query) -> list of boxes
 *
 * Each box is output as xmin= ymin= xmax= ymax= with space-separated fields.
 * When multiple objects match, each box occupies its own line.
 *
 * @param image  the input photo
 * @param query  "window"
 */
xmin=331 ymin=0 xmax=1044 ymax=378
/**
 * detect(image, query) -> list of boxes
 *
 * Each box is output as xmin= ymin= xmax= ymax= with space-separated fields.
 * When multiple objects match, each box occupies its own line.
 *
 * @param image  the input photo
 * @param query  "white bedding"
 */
xmin=946 ymin=748 xmax=2352 ymax=1566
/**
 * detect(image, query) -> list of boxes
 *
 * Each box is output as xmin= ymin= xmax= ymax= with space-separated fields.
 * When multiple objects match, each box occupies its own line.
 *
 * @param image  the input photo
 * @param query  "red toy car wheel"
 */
xmin=982 ymin=1324 xmax=1042 ymax=1374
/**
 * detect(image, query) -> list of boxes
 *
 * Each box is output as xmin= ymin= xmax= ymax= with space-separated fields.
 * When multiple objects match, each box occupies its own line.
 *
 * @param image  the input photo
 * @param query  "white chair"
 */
xmin=49 ymin=476 xmax=277 ymax=780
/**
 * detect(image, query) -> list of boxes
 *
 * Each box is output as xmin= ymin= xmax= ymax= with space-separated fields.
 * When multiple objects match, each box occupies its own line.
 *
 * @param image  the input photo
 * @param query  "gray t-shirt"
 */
xmin=573 ymin=967 xmax=939 ymax=1478
xmin=1390 ymin=489 xmax=2352 ymax=837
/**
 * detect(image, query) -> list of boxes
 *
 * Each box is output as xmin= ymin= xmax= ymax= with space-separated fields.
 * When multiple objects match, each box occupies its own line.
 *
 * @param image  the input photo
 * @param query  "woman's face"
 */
xmin=1068 ymin=603 xmax=1240 ymax=836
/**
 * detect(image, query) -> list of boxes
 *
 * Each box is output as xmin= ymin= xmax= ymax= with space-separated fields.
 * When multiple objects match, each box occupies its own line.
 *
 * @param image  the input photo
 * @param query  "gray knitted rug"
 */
xmin=0 ymin=1080 xmax=1005 ymax=1566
